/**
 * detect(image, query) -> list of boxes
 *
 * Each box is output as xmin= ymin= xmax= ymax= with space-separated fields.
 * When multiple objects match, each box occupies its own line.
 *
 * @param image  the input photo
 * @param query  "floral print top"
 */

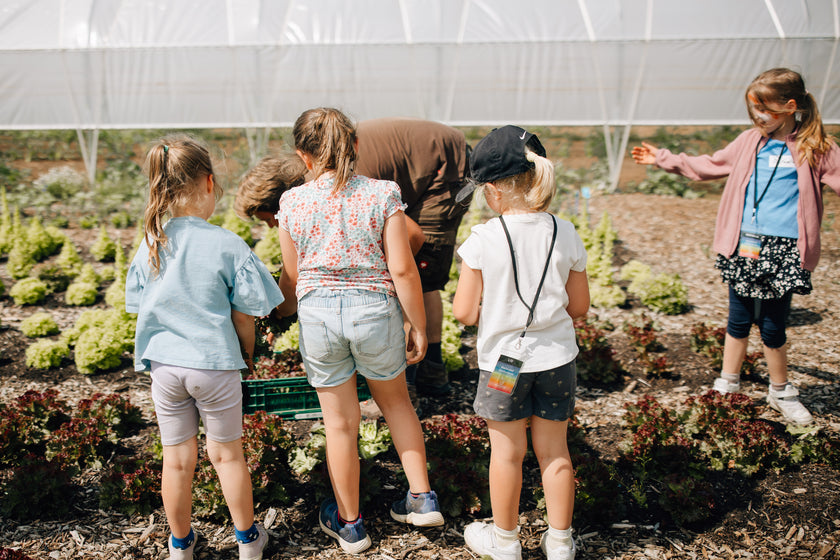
xmin=277 ymin=173 xmax=406 ymax=298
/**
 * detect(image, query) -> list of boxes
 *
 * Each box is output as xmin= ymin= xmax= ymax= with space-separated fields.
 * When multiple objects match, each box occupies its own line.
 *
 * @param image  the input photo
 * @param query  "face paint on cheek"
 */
xmin=754 ymin=111 xmax=774 ymax=124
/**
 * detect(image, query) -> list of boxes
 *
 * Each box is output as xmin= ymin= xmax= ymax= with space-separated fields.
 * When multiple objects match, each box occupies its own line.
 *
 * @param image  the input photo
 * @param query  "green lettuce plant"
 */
xmin=9 ymin=278 xmax=49 ymax=305
xmin=253 ymin=224 xmax=283 ymax=270
xmin=20 ymin=312 xmax=60 ymax=338
xmin=90 ymin=225 xmax=117 ymax=261
xmin=221 ymin=205 xmax=254 ymax=246
xmin=26 ymin=216 xmax=63 ymax=261
xmin=56 ymin=238 xmax=84 ymax=275
xmin=65 ymin=282 xmax=99 ymax=306
xmin=6 ymin=236 xmax=35 ymax=280
xmin=25 ymin=339 xmax=70 ymax=369
xmin=63 ymin=308 xmax=135 ymax=374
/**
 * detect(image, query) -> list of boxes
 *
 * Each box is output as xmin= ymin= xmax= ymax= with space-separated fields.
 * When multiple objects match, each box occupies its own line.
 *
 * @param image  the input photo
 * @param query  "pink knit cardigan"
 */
xmin=655 ymin=127 xmax=840 ymax=271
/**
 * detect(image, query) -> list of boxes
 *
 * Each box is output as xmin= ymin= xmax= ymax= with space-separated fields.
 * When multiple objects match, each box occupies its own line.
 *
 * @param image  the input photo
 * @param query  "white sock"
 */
xmin=546 ymin=525 xmax=573 ymax=549
xmin=721 ymin=372 xmax=739 ymax=383
xmin=493 ymin=524 xmax=519 ymax=547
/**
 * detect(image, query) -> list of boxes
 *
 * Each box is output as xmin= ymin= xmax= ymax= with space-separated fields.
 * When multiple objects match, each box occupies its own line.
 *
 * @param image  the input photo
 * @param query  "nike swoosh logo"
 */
xmin=520 ymin=131 xmax=526 ymax=139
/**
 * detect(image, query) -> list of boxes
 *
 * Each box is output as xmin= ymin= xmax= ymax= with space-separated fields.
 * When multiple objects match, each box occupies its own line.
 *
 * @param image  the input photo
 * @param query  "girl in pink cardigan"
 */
xmin=632 ymin=68 xmax=840 ymax=425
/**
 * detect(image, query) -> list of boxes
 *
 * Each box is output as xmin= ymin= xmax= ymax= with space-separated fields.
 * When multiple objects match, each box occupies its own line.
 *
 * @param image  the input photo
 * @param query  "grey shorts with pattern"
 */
xmin=473 ymin=360 xmax=576 ymax=422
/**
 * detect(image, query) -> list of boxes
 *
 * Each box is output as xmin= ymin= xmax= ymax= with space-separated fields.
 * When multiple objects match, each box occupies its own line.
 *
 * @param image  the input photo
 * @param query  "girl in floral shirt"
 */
xmin=275 ymin=107 xmax=443 ymax=554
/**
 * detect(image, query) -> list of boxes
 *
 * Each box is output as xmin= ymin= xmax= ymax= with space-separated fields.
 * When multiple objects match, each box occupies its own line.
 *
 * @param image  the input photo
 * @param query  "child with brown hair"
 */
xmin=273 ymin=107 xmax=443 ymax=555
xmin=632 ymin=67 xmax=840 ymax=425
xmin=126 ymin=134 xmax=283 ymax=560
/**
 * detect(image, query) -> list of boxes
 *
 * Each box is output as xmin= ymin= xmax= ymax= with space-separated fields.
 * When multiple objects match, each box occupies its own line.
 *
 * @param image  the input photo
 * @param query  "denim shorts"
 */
xmin=150 ymin=361 xmax=243 ymax=446
xmin=473 ymin=361 xmax=577 ymax=422
xmin=298 ymin=289 xmax=407 ymax=387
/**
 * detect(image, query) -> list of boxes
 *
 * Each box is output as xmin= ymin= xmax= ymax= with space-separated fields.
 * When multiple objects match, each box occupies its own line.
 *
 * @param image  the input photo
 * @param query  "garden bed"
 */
xmin=2 ymin=144 xmax=840 ymax=557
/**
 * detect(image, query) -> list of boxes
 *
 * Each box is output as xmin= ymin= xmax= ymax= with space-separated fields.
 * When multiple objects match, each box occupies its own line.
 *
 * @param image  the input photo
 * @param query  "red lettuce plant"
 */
xmin=99 ymin=455 xmax=162 ymax=515
xmin=193 ymin=411 xmax=294 ymax=521
xmin=422 ymin=413 xmax=491 ymax=517
xmin=574 ymin=317 xmax=622 ymax=385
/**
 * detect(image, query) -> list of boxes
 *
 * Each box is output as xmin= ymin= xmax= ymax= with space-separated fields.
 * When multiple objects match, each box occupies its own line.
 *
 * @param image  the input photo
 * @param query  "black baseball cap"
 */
xmin=469 ymin=125 xmax=547 ymax=183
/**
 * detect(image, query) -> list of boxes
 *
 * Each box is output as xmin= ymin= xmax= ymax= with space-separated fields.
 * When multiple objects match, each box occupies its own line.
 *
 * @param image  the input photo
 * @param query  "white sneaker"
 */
xmin=168 ymin=530 xmax=197 ymax=560
xmin=712 ymin=377 xmax=740 ymax=394
xmin=238 ymin=523 xmax=268 ymax=560
xmin=540 ymin=531 xmax=576 ymax=560
xmin=767 ymin=384 xmax=814 ymax=425
xmin=463 ymin=522 xmax=522 ymax=560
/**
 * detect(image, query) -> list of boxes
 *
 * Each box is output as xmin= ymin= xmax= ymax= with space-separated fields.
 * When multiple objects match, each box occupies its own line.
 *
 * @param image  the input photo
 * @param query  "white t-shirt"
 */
xmin=457 ymin=212 xmax=587 ymax=373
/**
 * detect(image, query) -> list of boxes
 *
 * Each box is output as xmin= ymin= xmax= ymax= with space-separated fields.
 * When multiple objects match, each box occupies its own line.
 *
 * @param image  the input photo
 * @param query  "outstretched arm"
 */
xmin=631 ymin=142 xmax=659 ymax=166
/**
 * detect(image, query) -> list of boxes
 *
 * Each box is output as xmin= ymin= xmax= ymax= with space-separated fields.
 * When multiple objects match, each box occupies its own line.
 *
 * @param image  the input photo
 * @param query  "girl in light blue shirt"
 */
xmin=126 ymin=135 xmax=283 ymax=560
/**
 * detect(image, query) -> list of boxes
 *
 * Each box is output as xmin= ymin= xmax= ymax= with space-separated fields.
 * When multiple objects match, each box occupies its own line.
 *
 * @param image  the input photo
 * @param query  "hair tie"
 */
xmin=162 ymin=144 xmax=169 ymax=178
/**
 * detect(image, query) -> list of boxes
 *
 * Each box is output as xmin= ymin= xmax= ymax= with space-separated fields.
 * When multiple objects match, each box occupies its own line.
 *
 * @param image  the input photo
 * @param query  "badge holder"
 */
xmin=488 ymin=342 xmax=528 ymax=394
xmin=738 ymin=232 xmax=761 ymax=259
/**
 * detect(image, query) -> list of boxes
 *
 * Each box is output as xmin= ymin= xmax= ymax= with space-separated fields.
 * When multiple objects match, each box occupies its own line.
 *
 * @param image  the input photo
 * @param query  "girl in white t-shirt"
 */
xmin=453 ymin=126 xmax=589 ymax=560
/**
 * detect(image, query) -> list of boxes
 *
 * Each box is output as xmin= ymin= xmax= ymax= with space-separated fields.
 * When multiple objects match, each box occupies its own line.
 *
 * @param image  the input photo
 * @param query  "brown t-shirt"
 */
xmin=355 ymin=118 xmax=469 ymax=236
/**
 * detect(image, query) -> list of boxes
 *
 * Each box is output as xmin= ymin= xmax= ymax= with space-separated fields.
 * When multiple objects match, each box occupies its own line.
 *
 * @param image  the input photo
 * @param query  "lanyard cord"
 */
xmin=499 ymin=213 xmax=557 ymax=339
xmin=751 ymin=138 xmax=787 ymax=222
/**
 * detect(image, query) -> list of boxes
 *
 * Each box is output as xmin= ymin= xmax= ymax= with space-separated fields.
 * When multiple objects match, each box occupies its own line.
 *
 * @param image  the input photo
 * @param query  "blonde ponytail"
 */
xmin=523 ymin=149 xmax=555 ymax=212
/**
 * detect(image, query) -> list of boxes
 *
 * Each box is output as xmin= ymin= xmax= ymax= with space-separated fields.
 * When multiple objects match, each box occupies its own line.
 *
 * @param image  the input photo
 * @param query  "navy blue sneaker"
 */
xmin=390 ymin=490 xmax=444 ymax=527
xmin=318 ymin=498 xmax=372 ymax=554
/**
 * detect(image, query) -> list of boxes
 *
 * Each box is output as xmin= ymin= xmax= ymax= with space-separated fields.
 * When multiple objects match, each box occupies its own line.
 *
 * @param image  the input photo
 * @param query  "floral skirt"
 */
xmin=715 ymin=235 xmax=812 ymax=299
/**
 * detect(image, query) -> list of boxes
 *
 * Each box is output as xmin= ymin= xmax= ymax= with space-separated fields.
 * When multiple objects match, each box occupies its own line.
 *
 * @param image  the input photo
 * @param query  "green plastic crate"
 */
xmin=242 ymin=375 xmax=371 ymax=420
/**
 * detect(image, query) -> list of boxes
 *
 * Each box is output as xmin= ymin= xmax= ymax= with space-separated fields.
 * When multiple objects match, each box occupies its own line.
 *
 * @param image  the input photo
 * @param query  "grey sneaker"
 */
xmin=463 ymin=522 xmax=521 ymax=560
xmin=416 ymin=360 xmax=450 ymax=396
xmin=238 ymin=523 xmax=268 ymax=560
xmin=390 ymin=490 xmax=444 ymax=527
xmin=540 ymin=531 xmax=576 ymax=560
xmin=168 ymin=530 xmax=197 ymax=560
xmin=767 ymin=383 xmax=814 ymax=425
xmin=712 ymin=377 xmax=740 ymax=394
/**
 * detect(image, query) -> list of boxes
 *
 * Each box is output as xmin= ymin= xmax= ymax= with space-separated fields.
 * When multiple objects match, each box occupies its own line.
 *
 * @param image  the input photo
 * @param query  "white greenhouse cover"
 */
xmin=2 ymin=0 xmax=839 ymax=185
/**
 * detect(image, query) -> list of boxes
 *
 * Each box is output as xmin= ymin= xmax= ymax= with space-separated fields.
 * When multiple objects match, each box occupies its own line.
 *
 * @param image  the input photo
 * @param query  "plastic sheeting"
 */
xmin=1 ymin=0 xmax=838 ymax=186
xmin=2 ymin=0 xmax=839 ymax=130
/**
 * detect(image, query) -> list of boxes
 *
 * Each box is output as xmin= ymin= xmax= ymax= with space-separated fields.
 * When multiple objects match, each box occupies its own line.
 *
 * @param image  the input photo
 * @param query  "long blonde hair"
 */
xmin=490 ymin=148 xmax=555 ymax=212
xmin=143 ymin=134 xmax=219 ymax=275
xmin=746 ymin=67 xmax=832 ymax=168
xmin=293 ymin=107 xmax=356 ymax=193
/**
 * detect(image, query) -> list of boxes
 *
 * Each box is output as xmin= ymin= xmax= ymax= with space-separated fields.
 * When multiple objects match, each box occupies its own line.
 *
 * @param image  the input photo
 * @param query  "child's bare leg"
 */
xmin=206 ymin=437 xmax=254 ymax=531
xmin=530 ymin=417 xmax=574 ymax=530
xmin=161 ymin=437 xmax=199 ymax=538
xmin=486 ymin=418 xmax=528 ymax=531
xmin=722 ymin=333 xmax=749 ymax=375
xmin=367 ymin=372 xmax=430 ymax=493
xmin=317 ymin=378 xmax=362 ymax=520
xmin=764 ymin=343 xmax=788 ymax=385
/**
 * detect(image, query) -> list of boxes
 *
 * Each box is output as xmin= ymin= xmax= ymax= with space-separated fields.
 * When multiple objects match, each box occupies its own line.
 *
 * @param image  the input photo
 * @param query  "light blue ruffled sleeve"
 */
xmin=230 ymin=251 xmax=285 ymax=316
xmin=124 ymin=260 xmax=146 ymax=314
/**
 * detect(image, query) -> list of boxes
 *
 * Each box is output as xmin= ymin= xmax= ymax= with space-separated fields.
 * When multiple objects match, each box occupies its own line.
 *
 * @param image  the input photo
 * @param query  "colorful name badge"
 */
xmin=738 ymin=232 xmax=761 ymax=260
xmin=488 ymin=345 xmax=526 ymax=394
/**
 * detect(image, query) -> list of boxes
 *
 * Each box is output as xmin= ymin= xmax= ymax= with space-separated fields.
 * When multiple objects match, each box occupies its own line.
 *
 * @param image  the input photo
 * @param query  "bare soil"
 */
xmin=2 ymin=138 xmax=840 ymax=559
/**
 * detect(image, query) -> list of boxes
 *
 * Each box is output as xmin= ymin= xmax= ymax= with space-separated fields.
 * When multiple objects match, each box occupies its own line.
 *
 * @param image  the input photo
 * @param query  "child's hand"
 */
xmin=405 ymin=325 xmax=428 ymax=365
xmin=631 ymin=141 xmax=659 ymax=165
